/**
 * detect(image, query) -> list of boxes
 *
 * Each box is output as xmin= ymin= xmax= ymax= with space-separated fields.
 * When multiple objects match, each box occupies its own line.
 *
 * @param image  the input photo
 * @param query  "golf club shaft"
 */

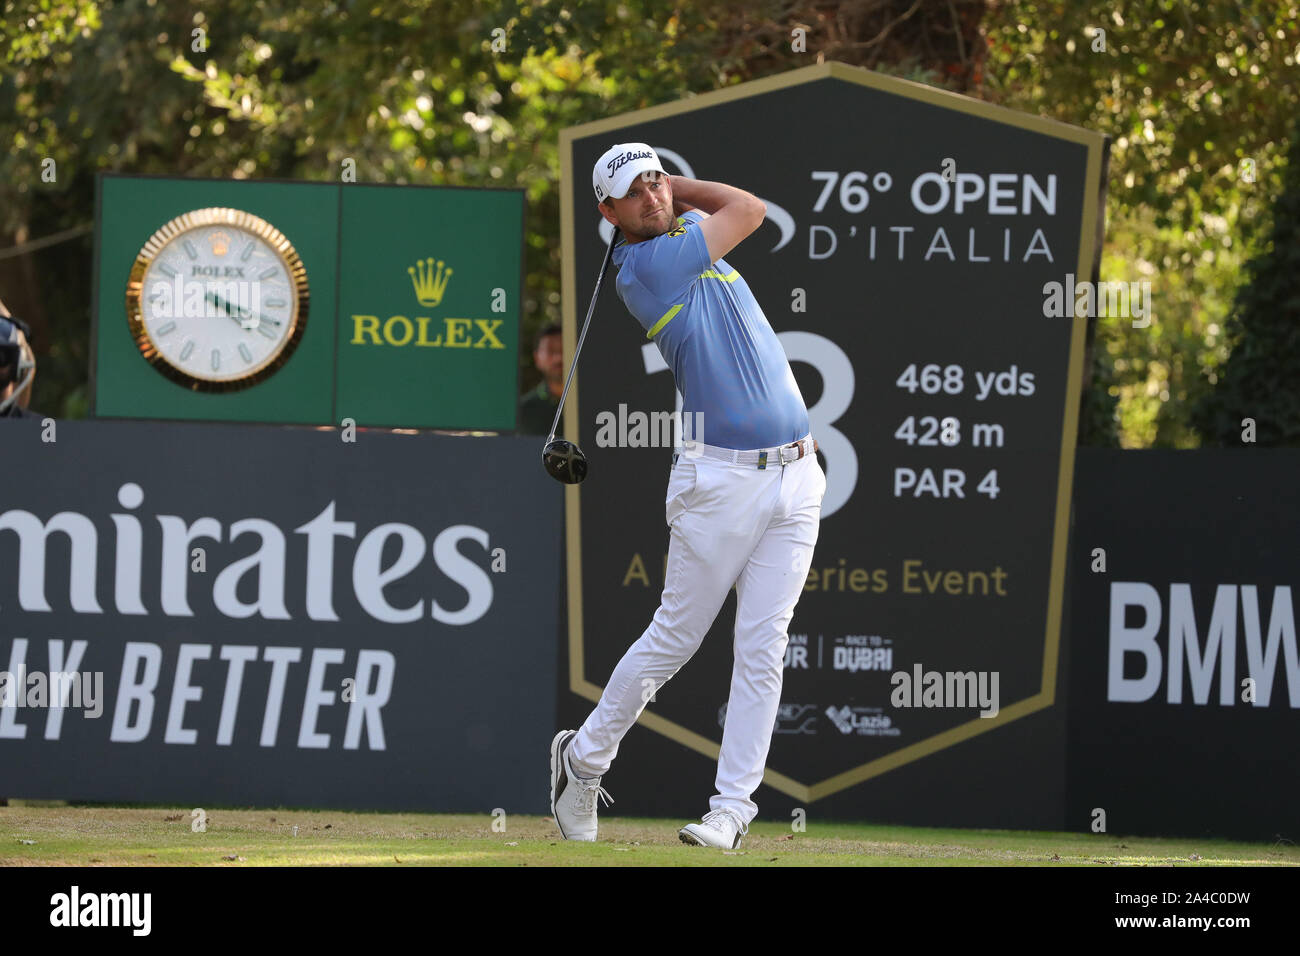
xmin=546 ymin=228 xmax=619 ymax=443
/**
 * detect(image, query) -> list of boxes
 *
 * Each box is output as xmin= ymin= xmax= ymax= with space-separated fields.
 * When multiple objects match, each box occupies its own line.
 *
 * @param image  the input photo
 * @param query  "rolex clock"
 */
xmin=125 ymin=207 xmax=309 ymax=392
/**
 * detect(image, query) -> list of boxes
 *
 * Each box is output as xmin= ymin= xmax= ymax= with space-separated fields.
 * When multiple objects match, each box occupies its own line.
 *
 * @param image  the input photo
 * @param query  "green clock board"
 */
xmin=93 ymin=175 xmax=524 ymax=430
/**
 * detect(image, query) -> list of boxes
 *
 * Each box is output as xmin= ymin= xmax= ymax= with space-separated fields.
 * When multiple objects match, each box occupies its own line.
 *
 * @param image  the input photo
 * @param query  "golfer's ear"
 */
xmin=697 ymin=198 xmax=765 ymax=263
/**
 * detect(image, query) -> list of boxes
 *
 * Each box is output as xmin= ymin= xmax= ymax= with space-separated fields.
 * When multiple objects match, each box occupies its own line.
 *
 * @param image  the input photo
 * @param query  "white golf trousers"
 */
xmin=568 ymin=439 xmax=826 ymax=825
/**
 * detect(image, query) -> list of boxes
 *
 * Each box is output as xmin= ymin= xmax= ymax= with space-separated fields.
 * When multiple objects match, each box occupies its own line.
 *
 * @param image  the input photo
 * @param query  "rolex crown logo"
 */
xmin=409 ymin=257 xmax=453 ymax=308
xmin=209 ymin=230 xmax=232 ymax=256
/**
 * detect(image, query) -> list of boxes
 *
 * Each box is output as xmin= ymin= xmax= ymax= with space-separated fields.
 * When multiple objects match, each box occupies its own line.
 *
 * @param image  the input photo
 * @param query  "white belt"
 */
xmin=679 ymin=435 xmax=818 ymax=470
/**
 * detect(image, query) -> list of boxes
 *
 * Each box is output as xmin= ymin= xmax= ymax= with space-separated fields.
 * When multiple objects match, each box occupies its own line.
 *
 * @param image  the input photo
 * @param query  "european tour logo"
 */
xmin=350 ymin=257 xmax=506 ymax=350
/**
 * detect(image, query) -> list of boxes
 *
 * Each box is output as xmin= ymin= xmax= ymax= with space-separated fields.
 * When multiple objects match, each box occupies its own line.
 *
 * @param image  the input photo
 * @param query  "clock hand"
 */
xmin=205 ymin=292 xmax=281 ymax=330
xmin=206 ymin=292 xmax=255 ymax=330
xmin=226 ymin=296 xmax=282 ymax=328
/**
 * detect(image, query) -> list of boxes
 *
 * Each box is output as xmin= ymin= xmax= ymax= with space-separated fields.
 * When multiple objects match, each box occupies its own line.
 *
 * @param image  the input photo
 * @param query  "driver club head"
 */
xmin=542 ymin=438 xmax=588 ymax=484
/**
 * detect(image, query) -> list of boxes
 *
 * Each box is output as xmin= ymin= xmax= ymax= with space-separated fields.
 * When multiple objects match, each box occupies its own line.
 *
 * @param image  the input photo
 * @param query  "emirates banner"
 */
xmin=0 ymin=420 xmax=559 ymax=812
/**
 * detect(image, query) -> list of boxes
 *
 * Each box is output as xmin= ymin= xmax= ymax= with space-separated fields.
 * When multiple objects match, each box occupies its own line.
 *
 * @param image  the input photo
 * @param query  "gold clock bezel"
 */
xmin=125 ymin=207 xmax=310 ymax=393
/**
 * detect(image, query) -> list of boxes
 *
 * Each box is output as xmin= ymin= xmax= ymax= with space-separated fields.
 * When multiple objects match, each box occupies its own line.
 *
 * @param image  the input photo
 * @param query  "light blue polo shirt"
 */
xmin=611 ymin=211 xmax=809 ymax=450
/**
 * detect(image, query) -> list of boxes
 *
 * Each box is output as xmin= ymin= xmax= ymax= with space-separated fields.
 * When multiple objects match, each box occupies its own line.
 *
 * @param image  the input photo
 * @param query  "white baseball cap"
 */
xmin=593 ymin=143 xmax=667 ymax=203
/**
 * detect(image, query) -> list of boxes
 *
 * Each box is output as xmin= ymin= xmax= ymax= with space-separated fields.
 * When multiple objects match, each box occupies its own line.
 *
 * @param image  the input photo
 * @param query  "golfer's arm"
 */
xmin=669 ymin=176 xmax=765 ymax=262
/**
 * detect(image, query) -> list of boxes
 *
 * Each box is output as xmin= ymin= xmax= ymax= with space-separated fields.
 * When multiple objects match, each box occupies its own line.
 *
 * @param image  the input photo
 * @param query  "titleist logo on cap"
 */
xmin=606 ymin=149 xmax=655 ymax=176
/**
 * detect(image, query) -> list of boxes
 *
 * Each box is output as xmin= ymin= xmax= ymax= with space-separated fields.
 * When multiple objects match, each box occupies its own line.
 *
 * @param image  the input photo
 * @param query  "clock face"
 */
xmin=125 ymin=208 xmax=309 ymax=392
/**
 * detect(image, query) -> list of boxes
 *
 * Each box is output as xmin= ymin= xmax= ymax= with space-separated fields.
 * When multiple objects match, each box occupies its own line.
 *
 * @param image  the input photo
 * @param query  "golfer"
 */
xmin=550 ymin=143 xmax=826 ymax=849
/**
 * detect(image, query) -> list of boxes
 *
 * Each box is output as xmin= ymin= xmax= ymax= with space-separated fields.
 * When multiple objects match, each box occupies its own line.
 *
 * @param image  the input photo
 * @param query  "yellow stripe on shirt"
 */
xmin=646 ymin=303 xmax=683 ymax=339
xmin=645 ymin=271 xmax=739 ymax=339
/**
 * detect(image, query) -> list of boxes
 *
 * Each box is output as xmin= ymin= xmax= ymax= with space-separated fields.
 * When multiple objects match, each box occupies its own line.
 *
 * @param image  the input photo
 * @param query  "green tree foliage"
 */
xmin=2 ymin=0 xmax=258 ymax=415
xmin=2 ymin=0 xmax=1295 ymax=445
xmin=1 ymin=1 xmax=724 ymax=413
xmin=1192 ymin=122 xmax=1300 ymax=446
xmin=983 ymin=0 xmax=1299 ymax=446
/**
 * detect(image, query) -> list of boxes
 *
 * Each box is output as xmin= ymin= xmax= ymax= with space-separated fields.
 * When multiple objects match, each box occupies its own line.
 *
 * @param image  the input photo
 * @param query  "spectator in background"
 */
xmin=518 ymin=321 xmax=564 ymax=436
xmin=0 ymin=298 xmax=39 ymax=420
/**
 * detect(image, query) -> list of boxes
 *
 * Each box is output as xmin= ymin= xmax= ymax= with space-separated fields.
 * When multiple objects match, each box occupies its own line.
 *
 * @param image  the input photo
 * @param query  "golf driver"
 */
xmin=542 ymin=228 xmax=619 ymax=484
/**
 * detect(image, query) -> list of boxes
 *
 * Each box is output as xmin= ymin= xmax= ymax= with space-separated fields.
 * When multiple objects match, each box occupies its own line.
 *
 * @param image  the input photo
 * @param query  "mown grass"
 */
xmin=2 ymin=806 xmax=1296 ymax=866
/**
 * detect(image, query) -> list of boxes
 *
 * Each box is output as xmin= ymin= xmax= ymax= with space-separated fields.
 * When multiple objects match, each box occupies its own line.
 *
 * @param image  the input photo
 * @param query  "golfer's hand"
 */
xmin=671 ymin=181 xmax=697 ymax=217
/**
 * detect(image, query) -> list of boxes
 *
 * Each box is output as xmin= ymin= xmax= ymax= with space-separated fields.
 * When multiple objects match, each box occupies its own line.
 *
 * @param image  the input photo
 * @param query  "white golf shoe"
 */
xmin=679 ymin=808 xmax=748 ymax=848
xmin=550 ymin=730 xmax=613 ymax=841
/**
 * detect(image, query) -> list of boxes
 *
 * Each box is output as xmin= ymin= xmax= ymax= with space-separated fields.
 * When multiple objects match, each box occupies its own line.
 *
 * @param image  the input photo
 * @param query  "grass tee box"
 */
xmin=93 ymin=174 xmax=524 ymax=430
xmin=2 ymin=808 xmax=1297 ymax=868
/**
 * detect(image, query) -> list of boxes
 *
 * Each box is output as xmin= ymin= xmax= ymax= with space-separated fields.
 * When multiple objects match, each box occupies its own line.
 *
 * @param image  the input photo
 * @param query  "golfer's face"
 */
xmin=614 ymin=171 xmax=672 ymax=237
